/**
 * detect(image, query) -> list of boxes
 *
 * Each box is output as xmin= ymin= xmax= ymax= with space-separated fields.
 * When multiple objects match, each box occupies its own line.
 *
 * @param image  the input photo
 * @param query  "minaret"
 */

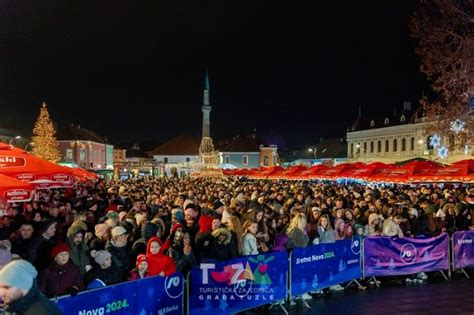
xmin=201 ymin=71 xmax=211 ymax=138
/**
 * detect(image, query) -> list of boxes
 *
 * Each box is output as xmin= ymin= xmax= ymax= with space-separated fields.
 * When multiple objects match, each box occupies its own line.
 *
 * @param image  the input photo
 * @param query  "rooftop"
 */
xmin=149 ymin=134 xmax=200 ymax=156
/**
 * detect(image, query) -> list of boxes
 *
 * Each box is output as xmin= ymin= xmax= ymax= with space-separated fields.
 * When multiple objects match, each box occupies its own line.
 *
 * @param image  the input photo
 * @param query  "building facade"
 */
xmin=259 ymin=145 xmax=279 ymax=167
xmin=113 ymin=147 xmax=127 ymax=180
xmin=346 ymin=102 xmax=473 ymax=163
xmin=219 ymin=137 xmax=279 ymax=169
xmin=57 ymin=125 xmax=114 ymax=170
xmin=150 ymin=134 xmax=201 ymax=177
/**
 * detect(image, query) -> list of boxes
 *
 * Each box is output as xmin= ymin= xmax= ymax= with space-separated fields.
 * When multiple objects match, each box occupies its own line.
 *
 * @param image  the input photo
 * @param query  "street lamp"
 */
xmin=355 ymin=144 xmax=366 ymax=163
xmin=308 ymin=147 xmax=317 ymax=159
xmin=418 ymin=139 xmax=424 ymax=156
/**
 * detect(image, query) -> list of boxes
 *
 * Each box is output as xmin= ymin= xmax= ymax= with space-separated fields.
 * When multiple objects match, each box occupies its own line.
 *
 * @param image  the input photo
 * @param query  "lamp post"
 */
xmin=418 ymin=139 xmax=424 ymax=158
xmin=308 ymin=147 xmax=317 ymax=159
xmin=355 ymin=144 xmax=366 ymax=163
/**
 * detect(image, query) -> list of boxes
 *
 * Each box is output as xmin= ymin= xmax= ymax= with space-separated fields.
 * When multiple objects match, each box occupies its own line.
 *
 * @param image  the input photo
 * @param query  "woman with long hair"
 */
xmin=286 ymin=212 xmax=309 ymax=249
xmin=227 ymin=215 xmax=243 ymax=256
xmin=241 ymin=220 xmax=259 ymax=256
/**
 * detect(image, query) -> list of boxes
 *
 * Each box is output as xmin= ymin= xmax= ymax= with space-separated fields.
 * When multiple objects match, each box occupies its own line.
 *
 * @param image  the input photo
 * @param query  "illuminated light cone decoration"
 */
xmin=31 ymin=102 xmax=61 ymax=163
xmin=198 ymin=137 xmax=222 ymax=178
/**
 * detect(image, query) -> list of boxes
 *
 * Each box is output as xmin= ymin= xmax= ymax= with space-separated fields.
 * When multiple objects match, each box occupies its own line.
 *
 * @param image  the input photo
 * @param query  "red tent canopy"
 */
xmin=269 ymin=165 xmax=307 ymax=180
xmin=0 ymin=174 xmax=34 ymax=202
xmin=250 ymin=166 xmax=284 ymax=179
xmin=0 ymin=142 xmax=76 ymax=186
xmin=410 ymin=164 xmax=469 ymax=183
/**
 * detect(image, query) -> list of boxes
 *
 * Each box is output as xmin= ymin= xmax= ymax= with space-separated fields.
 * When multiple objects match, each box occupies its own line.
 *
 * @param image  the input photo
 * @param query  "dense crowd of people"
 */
xmin=0 ymin=177 xmax=473 ymax=309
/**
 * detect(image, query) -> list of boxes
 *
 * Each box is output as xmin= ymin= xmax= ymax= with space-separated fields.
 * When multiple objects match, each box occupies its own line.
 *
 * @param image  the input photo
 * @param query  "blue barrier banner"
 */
xmin=290 ymin=238 xmax=362 ymax=296
xmin=55 ymin=273 xmax=183 ymax=315
xmin=189 ymin=251 xmax=288 ymax=315
xmin=453 ymin=230 xmax=474 ymax=269
xmin=364 ymin=233 xmax=449 ymax=276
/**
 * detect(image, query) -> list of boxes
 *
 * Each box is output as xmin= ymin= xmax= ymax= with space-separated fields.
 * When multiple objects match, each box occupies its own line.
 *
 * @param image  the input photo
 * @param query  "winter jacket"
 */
xmin=26 ymin=235 xmax=56 ymax=271
xmin=169 ymin=246 xmax=198 ymax=276
xmin=11 ymin=237 xmax=32 ymax=259
xmin=3 ymin=283 xmax=61 ymax=315
xmin=128 ymin=269 xmax=151 ymax=281
xmin=286 ymin=228 xmax=309 ymax=249
xmin=242 ymin=233 xmax=259 ymax=256
xmin=132 ymin=222 xmax=160 ymax=255
xmin=211 ymin=228 xmax=234 ymax=261
xmin=316 ymin=226 xmax=336 ymax=243
xmin=38 ymin=261 xmax=84 ymax=298
xmin=106 ymin=241 xmax=134 ymax=280
xmin=66 ymin=238 xmax=91 ymax=276
xmin=146 ymin=237 xmax=176 ymax=276
xmin=85 ymin=265 xmax=122 ymax=286
xmin=194 ymin=232 xmax=215 ymax=262
xmin=383 ymin=218 xmax=404 ymax=237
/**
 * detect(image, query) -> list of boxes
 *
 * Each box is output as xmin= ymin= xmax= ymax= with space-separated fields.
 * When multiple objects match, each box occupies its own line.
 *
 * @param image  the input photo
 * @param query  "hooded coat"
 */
xmin=66 ymin=232 xmax=91 ymax=276
xmin=146 ymin=237 xmax=176 ymax=276
xmin=211 ymin=228 xmax=235 ymax=261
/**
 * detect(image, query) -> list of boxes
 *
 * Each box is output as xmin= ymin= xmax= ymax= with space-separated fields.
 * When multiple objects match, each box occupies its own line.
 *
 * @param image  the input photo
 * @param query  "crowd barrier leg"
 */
xmin=368 ymin=276 xmax=380 ymax=288
xmin=288 ymin=252 xmax=310 ymax=309
xmin=345 ymin=238 xmax=366 ymax=290
xmin=434 ymin=270 xmax=449 ymax=281
xmin=345 ymin=278 xmax=366 ymax=290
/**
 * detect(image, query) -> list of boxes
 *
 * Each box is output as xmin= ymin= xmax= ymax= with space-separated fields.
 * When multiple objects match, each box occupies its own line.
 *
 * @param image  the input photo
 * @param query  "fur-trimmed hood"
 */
xmin=212 ymin=228 xmax=232 ymax=245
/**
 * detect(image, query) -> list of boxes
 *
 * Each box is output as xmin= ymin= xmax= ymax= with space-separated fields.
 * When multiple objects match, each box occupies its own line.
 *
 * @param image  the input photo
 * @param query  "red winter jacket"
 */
xmin=146 ymin=237 xmax=176 ymax=276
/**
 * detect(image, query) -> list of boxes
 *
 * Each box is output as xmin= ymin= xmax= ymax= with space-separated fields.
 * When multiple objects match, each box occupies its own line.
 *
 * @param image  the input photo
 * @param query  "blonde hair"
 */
xmin=286 ymin=212 xmax=307 ymax=234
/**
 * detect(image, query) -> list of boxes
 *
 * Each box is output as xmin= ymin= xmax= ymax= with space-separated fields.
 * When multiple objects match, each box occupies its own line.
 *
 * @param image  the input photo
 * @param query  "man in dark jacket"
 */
xmin=26 ymin=220 xmax=57 ymax=271
xmin=106 ymin=226 xmax=134 ymax=280
xmin=0 ymin=260 xmax=61 ymax=315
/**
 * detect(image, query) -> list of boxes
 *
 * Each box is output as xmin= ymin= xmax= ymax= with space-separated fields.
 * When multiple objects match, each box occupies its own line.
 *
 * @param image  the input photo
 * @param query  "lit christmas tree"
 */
xmin=31 ymin=102 xmax=60 ymax=162
xmin=311 ymin=274 xmax=319 ymax=289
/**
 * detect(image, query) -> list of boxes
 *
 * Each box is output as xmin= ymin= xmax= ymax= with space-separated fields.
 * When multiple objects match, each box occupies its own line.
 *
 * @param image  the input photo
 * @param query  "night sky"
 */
xmin=0 ymin=1 xmax=429 ymax=149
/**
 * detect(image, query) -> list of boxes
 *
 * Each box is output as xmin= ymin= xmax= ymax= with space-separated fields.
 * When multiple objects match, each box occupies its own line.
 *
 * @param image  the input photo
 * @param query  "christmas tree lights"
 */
xmin=31 ymin=102 xmax=61 ymax=163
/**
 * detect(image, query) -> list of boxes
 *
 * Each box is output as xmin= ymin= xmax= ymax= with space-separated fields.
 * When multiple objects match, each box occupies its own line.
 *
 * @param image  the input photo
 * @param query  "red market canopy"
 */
xmin=270 ymin=165 xmax=308 ymax=180
xmin=0 ymin=174 xmax=34 ymax=202
xmin=250 ymin=166 xmax=284 ymax=179
xmin=0 ymin=142 xmax=76 ymax=186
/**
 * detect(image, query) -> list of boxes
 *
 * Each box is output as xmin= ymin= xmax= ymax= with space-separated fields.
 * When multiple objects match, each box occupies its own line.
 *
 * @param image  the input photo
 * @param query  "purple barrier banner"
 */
xmin=453 ymin=230 xmax=474 ymax=269
xmin=364 ymin=233 xmax=449 ymax=276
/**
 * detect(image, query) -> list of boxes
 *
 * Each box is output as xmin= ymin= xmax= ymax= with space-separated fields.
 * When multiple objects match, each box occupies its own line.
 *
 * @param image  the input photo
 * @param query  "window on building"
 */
xmin=377 ymin=141 xmax=381 ymax=153
xmin=164 ymin=157 xmax=168 ymax=163
xmin=393 ymin=139 xmax=398 ymax=152
xmin=427 ymin=136 xmax=433 ymax=150
xmin=243 ymin=155 xmax=249 ymax=165
xmin=400 ymin=115 xmax=406 ymax=122
xmin=384 ymin=118 xmax=389 ymax=125
xmin=370 ymin=120 xmax=375 ymax=127
xmin=370 ymin=141 xmax=374 ymax=153
xmin=357 ymin=144 xmax=360 ymax=154
xmin=186 ymin=157 xmax=190 ymax=162
xmin=363 ymin=142 xmax=367 ymax=153
xmin=385 ymin=140 xmax=389 ymax=152
xmin=350 ymin=143 xmax=354 ymax=156
xmin=66 ymin=149 xmax=73 ymax=160
xmin=264 ymin=156 xmax=269 ymax=166
xmin=79 ymin=149 xmax=86 ymax=162
xmin=401 ymin=138 xmax=406 ymax=151
xmin=410 ymin=137 xmax=415 ymax=151
xmin=225 ymin=156 xmax=230 ymax=164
